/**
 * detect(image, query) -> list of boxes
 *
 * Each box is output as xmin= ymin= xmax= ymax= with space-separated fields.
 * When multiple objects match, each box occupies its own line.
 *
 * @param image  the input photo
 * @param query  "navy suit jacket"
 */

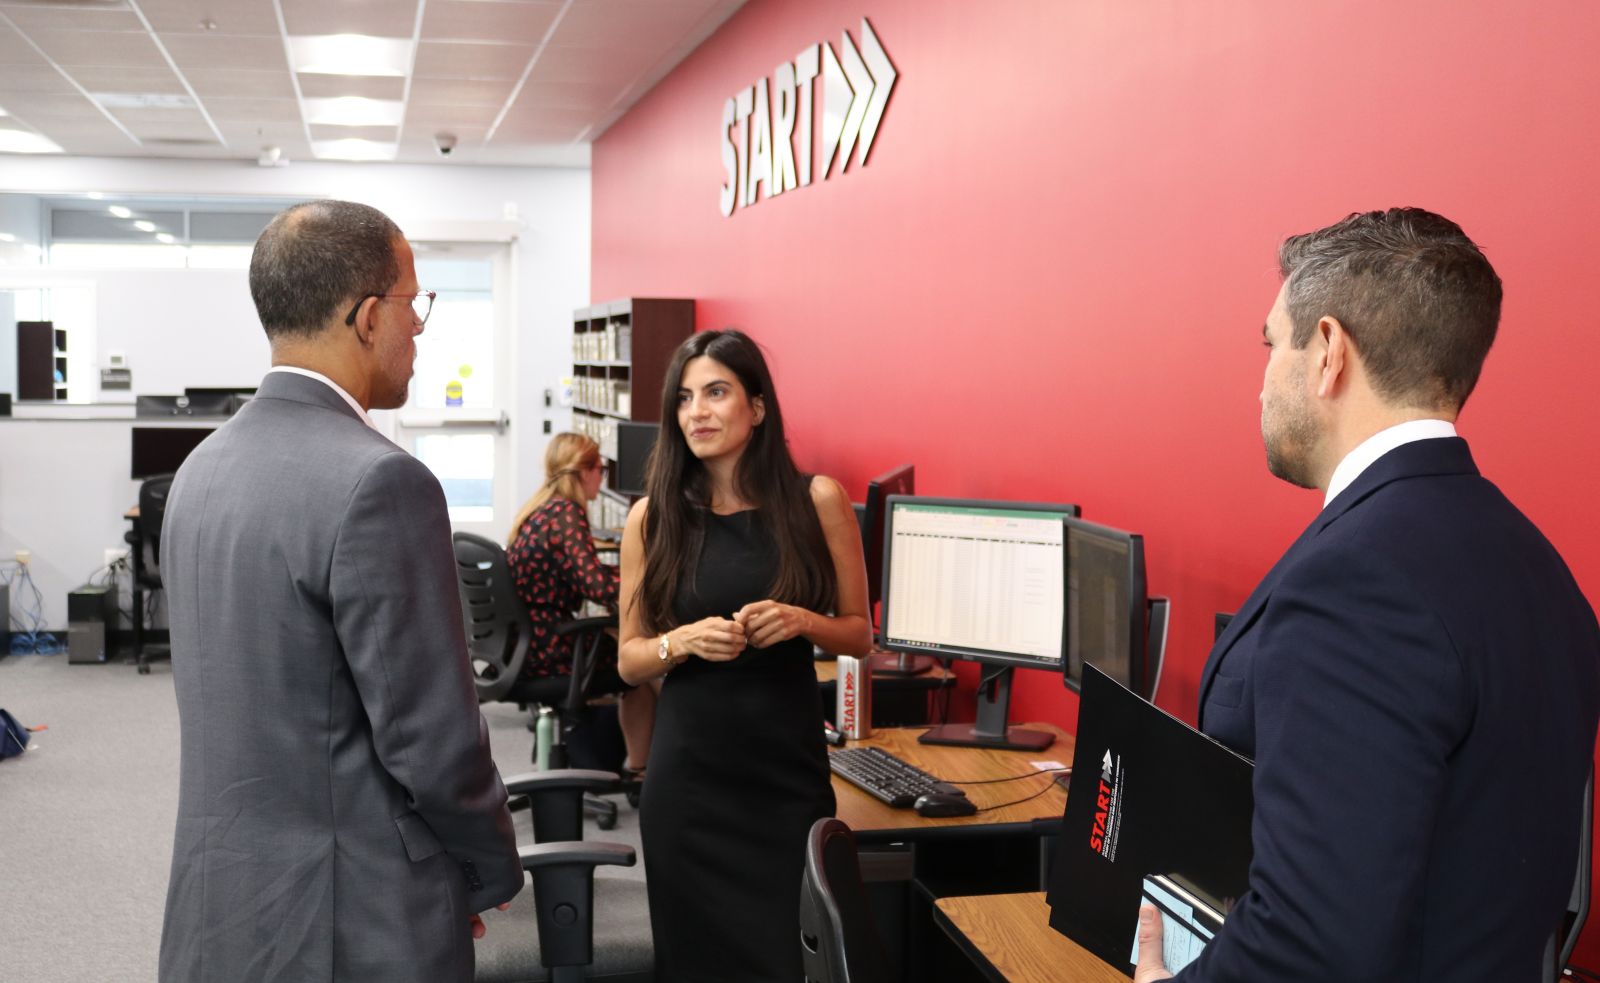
xmin=1186 ymin=437 xmax=1600 ymax=982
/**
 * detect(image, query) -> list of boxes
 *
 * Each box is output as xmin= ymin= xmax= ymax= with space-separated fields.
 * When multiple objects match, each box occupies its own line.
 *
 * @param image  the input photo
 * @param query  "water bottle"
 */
xmin=534 ymin=706 xmax=556 ymax=771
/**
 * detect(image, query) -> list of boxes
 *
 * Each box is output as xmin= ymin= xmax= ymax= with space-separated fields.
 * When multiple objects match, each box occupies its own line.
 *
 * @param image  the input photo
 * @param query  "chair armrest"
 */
xmin=505 ymin=769 xmax=623 ymax=843
xmin=554 ymin=615 xmax=618 ymax=637
xmin=519 ymin=840 xmax=636 ymax=873
xmin=517 ymin=841 xmax=637 ymax=972
xmin=504 ymin=769 xmax=621 ymax=796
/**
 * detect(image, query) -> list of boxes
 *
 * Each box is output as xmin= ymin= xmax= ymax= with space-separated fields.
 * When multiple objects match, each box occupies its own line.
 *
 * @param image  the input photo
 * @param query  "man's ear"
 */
xmin=752 ymin=395 xmax=765 ymax=426
xmin=349 ymin=296 xmax=377 ymax=347
xmin=1316 ymin=316 xmax=1349 ymax=399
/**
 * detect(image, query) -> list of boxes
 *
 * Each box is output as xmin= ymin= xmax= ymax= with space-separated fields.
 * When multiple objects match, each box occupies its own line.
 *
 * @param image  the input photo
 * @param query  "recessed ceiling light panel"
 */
xmin=303 ymin=96 xmax=405 ymax=127
xmin=0 ymin=128 xmax=64 ymax=154
xmin=290 ymin=35 xmax=414 ymax=77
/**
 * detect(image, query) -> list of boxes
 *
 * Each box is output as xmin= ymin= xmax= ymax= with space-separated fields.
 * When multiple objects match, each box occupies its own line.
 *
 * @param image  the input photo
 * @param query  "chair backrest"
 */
xmin=451 ymin=531 xmax=532 ymax=703
xmin=800 ymin=818 xmax=891 ymax=983
xmin=137 ymin=474 xmax=175 ymax=586
xmin=1144 ymin=596 xmax=1171 ymax=702
xmin=1546 ymin=764 xmax=1594 ymax=979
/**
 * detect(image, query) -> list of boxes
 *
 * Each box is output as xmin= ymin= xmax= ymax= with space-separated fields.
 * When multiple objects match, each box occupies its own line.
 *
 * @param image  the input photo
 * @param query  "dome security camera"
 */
xmin=434 ymin=132 xmax=457 ymax=157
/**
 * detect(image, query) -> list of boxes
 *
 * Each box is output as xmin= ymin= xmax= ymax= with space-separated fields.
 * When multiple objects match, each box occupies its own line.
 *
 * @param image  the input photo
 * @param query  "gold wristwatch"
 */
xmin=657 ymin=632 xmax=673 ymax=666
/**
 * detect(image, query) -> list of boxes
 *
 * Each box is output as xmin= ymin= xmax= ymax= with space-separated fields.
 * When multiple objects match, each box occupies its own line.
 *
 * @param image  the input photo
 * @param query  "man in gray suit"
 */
xmin=158 ymin=200 xmax=523 ymax=982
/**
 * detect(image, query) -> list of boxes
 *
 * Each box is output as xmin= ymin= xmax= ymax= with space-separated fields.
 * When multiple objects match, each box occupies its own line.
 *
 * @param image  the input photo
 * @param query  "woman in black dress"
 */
xmin=617 ymin=330 xmax=872 ymax=982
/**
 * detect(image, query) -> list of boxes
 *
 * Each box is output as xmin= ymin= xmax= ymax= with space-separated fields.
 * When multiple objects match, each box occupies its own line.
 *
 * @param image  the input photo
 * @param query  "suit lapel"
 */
xmin=1196 ymin=437 xmax=1479 ymax=722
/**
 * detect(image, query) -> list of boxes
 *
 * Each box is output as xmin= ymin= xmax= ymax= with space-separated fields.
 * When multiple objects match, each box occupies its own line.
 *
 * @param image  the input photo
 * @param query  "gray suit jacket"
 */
xmin=158 ymin=371 xmax=523 ymax=983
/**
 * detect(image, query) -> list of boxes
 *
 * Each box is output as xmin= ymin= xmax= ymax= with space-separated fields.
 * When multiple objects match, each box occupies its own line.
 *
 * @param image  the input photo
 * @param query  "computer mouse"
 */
xmin=913 ymin=792 xmax=977 ymax=818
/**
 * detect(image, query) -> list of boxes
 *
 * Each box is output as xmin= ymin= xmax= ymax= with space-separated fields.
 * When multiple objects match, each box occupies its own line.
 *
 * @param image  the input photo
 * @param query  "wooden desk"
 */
xmin=831 ymin=723 xmax=1071 ymax=841
xmin=934 ymin=892 xmax=1125 ymax=983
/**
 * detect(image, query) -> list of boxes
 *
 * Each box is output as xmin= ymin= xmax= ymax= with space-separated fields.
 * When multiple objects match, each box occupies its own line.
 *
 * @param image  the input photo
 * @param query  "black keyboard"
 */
xmin=828 ymin=746 xmax=964 ymax=808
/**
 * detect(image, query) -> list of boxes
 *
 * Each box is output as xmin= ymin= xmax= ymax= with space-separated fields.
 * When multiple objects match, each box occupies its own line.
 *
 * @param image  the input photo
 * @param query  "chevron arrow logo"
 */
xmin=821 ymin=18 xmax=898 ymax=179
xmin=718 ymin=17 xmax=898 ymax=217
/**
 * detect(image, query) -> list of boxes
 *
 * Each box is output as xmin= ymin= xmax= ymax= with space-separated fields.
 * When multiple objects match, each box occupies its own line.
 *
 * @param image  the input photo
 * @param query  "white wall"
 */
xmin=0 ymin=156 xmax=589 ymax=630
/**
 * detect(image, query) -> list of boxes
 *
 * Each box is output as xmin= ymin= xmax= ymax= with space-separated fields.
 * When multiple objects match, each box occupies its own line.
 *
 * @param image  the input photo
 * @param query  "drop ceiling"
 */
xmin=0 ymin=0 xmax=746 ymax=166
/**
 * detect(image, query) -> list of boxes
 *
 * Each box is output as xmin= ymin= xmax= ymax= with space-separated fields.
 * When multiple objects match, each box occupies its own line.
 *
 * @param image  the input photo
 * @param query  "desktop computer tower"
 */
xmin=67 ymin=584 xmax=116 ymax=664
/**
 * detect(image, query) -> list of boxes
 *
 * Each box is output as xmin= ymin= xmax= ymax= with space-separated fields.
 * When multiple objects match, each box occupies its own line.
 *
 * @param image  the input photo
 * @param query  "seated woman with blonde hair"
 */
xmin=506 ymin=431 xmax=655 ymax=778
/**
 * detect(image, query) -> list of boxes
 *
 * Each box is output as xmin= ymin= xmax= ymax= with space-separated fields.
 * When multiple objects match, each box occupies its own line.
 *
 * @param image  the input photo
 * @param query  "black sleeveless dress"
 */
xmin=640 ymin=509 xmax=836 ymax=982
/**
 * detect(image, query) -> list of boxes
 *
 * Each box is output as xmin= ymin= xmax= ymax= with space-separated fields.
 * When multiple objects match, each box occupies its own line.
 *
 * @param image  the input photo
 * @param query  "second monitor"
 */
xmin=879 ymin=495 xmax=1080 ymax=750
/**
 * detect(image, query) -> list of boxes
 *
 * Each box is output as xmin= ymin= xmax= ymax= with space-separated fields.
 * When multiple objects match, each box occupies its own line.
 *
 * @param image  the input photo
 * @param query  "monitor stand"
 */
xmin=918 ymin=666 xmax=1054 ymax=751
xmin=867 ymin=651 xmax=935 ymax=676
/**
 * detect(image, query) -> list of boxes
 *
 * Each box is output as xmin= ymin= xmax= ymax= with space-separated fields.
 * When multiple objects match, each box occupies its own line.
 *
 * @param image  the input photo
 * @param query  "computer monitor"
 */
xmin=858 ymin=464 xmax=927 ymax=676
xmin=878 ymin=495 xmax=1080 ymax=751
xmin=131 ymin=427 xmax=214 ymax=479
xmin=613 ymin=420 xmax=656 ymax=496
xmin=136 ymin=393 xmax=234 ymax=417
xmin=1061 ymin=516 xmax=1149 ymax=697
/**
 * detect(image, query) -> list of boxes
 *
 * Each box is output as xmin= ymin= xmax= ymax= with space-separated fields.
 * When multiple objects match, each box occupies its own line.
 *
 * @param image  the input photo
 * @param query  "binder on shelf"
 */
xmin=1046 ymin=665 xmax=1253 ymax=975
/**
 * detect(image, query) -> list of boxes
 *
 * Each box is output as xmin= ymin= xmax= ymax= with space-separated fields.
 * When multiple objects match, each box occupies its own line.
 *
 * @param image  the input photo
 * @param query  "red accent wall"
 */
xmin=594 ymin=0 xmax=1600 ymax=960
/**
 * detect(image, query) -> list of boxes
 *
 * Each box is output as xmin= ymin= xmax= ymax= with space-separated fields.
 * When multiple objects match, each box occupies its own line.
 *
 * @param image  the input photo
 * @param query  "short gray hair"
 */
xmin=249 ymin=200 xmax=401 ymax=340
xmin=1279 ymin=207 xmax=1502 ymax=411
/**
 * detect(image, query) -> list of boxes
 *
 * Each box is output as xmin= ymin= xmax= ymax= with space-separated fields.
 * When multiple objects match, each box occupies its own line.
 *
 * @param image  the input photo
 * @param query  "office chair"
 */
xmin=1143 ymin=597 xmax=1171 ymax=702
xmin=125 ymin=473 xmax=174 ymax=675
xmin=800 ymin=818 xmax=892 ymax=983
xmin=1543 ymin=765 xmax=1593 ymax=981
xmin=452 ymin=531 xmax=631 ymax=829
xmin=476 ymin=768 xmax=654 ymax=983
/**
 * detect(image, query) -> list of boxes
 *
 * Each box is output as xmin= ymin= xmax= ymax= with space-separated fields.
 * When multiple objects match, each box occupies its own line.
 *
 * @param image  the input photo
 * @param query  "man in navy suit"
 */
xmin=1135 ymin=208 xmax=1600 ymax=982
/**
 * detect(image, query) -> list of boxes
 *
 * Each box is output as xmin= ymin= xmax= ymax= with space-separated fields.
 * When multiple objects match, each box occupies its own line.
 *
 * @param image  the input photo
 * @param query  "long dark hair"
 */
xmin=635 ymin=330 xmax=835 ymax=634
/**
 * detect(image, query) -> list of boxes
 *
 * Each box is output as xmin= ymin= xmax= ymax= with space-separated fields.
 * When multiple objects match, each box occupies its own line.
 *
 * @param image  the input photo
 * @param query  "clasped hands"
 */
xmin=675 ymin=600 xmax=811 ymax=661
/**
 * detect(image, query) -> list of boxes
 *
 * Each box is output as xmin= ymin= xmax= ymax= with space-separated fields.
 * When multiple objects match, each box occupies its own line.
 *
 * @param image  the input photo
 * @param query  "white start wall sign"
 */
xmin=718 ymin=17 xmax=897 ymax=217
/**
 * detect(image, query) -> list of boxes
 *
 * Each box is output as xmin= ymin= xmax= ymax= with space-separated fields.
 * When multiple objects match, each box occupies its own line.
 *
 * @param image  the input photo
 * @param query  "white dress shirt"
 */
xmin=1324 ymin=418 xmax=1458 ymax=508
xmin=265 ymin=365 xmax=380 ymax=433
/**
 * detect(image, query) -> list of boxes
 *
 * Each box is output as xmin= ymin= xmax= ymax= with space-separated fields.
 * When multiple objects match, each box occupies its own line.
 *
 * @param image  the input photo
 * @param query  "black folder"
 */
xmin=1046 ymin=665 xmax=1254 ymax=976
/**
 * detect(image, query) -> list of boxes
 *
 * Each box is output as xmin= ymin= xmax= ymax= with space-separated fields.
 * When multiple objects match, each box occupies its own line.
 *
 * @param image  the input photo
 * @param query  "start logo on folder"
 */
xmin=1047 ymin=666 xmax=1254 ymax=975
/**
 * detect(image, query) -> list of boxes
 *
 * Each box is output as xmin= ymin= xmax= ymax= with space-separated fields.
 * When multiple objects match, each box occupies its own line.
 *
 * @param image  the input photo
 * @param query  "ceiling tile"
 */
xmin=297 ymin=74 xmax=404 ymax=100
xmin=493 ymin=105 xmax=597 ymax=137
xmin=196 ymin=96 xmax=303 ymax=123
xmin=183 ymin=68 xmax=298 ymax=99
xmin=109 ymin=105 xmax=208 ymax=125
xmin=280 ymin=0 xmax=413 ymax=39
xmin=0 ymin=4 xmax=143 ymax=32
xmin=412 ymin=39 xmax=533 ymax=80
xmin=528 ymin=43 xmax=653 ymax=80
xmin=138 ymin=0 xmax=281 ymax=35
xmin=70 ymin=66 xmax=188 ymax=94
xmin=216 ymin=119 xmax=309 ymax=145
xmin=404 ymin=102 xmax=500 ymax=128
xmin=420 ymin=0 xmax=561 ymax=45
xmin=553 ymin=0 xmax=715 ymax=50
xmin=406 ymin=76 xmax=512 ymax=105
xmin=162 ymin=33 xmax=289 ymax=72
xmin=0 ymin=69 xmax=77 ymax=94
xmin=23 ymin=29 xmax=167 ymax=68
xmin=29 ymin=116 xmax=134 ymax=142
xmin=0 ymin=27 xmax=49 ymax=65
xmin=516 ymin=78 xmax=621 ymax=113
xmin=135 ymin=124 xmax=225 ymax=144
xmin=2 ymin=91 xmax=108 ymax=120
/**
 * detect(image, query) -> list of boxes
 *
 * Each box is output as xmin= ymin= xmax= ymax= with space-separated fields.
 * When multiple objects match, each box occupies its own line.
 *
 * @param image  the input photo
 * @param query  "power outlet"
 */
xmin=104 ymin=547 xmax=129 ymax=568
xmin=14 ymin=548 xmax=30 ymax=566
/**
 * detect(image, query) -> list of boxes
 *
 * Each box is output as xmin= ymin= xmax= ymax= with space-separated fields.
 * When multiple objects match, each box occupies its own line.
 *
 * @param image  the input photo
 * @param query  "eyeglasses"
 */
xmin=344 ymin=289 xmax=436 ymax=327
xmin=588 ymin=461 xmax=609 ymax=473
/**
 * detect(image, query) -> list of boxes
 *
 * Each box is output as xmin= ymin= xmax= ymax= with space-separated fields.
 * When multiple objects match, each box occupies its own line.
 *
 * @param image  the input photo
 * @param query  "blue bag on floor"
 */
xmin=0 ymin=708 xmax=29 ymax=759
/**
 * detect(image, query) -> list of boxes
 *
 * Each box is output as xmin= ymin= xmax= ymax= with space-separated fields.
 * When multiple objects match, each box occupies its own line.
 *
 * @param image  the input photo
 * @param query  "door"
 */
xmin=388 ymin=241 xmax=517 ymax=542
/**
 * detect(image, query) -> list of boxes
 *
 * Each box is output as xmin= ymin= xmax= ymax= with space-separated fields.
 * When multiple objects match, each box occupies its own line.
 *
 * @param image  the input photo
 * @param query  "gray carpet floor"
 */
xmin=0 ymin=651 xmax=643 ymax=983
